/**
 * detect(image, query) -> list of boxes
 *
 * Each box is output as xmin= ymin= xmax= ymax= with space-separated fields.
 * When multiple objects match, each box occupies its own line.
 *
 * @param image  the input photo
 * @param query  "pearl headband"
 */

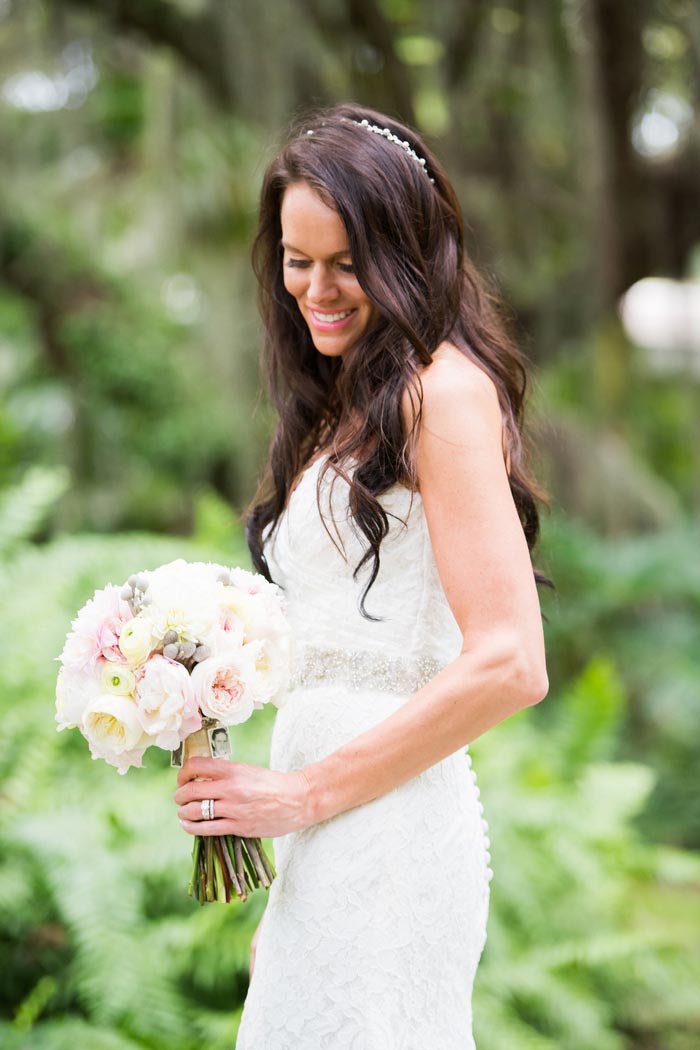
xmin=305 ymin=118 xmax=435 ymax=184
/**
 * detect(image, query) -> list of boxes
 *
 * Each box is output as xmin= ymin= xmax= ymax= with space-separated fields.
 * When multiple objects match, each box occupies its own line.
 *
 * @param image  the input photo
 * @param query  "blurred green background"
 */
xmin=1 ymin=1 xmax=699 ymax=1048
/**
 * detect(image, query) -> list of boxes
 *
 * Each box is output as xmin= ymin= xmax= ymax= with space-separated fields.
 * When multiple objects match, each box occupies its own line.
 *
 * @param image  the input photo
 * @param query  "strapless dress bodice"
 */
xmin=262 ymin=455 xmax=464 ymax=694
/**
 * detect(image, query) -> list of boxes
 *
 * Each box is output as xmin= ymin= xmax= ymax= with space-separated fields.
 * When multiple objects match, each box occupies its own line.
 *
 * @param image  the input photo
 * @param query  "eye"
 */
xmin=338 ymin=263 xmax=355 ymax=274
xmin=285 ymin=258 xmax=310 ymax=269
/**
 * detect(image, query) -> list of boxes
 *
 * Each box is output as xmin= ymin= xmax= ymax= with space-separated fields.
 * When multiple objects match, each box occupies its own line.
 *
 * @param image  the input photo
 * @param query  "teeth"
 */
xmin=312 ymin=309 xmax=354 ymax=323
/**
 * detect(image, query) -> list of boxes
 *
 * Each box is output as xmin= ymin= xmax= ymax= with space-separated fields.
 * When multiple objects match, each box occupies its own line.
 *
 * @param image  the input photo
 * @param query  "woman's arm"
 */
xmin=302 ymin=353 xmax=549 ymax=826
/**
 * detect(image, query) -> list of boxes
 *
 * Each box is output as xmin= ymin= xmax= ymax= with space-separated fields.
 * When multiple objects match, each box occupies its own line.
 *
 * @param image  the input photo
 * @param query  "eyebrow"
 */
xmin=280 ymin=240 xmax=351 ymax=257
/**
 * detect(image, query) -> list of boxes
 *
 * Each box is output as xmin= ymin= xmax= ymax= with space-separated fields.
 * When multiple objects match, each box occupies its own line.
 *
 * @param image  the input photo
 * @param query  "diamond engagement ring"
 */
xmin=201 ymin=798 xmax=215 ymax=821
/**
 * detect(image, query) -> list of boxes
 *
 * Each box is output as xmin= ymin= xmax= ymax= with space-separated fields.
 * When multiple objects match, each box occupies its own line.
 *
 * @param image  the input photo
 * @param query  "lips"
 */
xmin=308 ymin=307 xmax=358 ymax=331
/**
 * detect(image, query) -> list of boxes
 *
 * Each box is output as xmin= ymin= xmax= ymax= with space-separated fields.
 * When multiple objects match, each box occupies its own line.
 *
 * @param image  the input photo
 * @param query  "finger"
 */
xmin=178 ymin=816 xmax=248 ymax=837
xmin=178 ymin=799 xmax=235 ymax=822
xmin=176 ymin=756 xmax=235 ymax=786
xmin=173 ymin=778 xmax=233 ymax=806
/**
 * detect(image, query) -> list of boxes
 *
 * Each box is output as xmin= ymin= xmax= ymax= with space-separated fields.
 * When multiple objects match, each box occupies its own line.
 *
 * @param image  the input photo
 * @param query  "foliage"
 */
xmin=0 ymin=255 xmax=241 ymax=536
xmin=539 ymin=512 xmax=700 ymax=847
xmin=473 ymin=657 xmax=700 ymax=1049
xmin=0 ymin=510 xmax=697 ymax=1049
xmin=0 ymin=466 xmax=70 ymax=559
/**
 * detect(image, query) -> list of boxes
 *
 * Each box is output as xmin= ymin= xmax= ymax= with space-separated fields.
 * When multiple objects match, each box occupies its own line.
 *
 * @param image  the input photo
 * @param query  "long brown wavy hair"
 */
xmin=245 ymin=101 xmax=551 ymax=620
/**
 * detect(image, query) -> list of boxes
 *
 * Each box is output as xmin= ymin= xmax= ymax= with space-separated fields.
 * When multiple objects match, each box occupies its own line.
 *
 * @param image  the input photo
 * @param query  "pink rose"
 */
xmin=190 ymin=652 xmax=257 ymax=726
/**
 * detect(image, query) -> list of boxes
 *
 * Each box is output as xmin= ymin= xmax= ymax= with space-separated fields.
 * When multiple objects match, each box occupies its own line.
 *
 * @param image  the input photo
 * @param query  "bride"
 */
xmin=174 ymin=102 xmax=550 ymax=1049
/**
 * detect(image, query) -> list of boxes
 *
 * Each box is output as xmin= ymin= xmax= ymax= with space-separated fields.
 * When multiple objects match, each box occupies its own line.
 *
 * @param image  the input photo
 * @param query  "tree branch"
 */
xmin=304 ymin=0 xmax=415 ymax=123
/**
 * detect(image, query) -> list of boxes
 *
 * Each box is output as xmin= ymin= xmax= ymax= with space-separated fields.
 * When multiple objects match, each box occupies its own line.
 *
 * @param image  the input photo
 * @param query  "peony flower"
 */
xmin=229 ymin=565 xmax=284 ymax=602
xmin=59 ymin=585 xmax=132 ymax=673
xmin=82 ymin=694 xmax=150 ymax=774
xmin=55 ymin=665 xmax=101 ymax=731
xmin=243 ymin=634 xmax=294 ymax=708
xmin=218 ymin=588 xmax=261 ymax=643
xmin=220 ymin=582 xmax=287 ymax=645
xmin=190 ymin=651 xmax=258 ymax=726
xmin=118 ymin=615 xmax=154 ymax=667
xmin=134 ymin=654 xmax=201 ymax=750
xmin=145 ymin=566 xmax=222 ymax=649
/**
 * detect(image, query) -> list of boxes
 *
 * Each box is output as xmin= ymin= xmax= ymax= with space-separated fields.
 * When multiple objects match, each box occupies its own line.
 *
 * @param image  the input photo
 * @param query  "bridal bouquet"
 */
xmin=55 ymin=558 xmax=293 ymax=904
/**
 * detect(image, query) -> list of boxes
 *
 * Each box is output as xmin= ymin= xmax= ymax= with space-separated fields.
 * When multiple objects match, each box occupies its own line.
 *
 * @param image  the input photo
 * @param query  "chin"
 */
xmin=313 ymin=342 xmax=348 ymax=358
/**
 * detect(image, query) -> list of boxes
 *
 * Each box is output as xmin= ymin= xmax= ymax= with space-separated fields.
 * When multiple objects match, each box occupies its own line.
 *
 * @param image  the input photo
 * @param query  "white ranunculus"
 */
xmin=190 ymin=651 xmax=257 ymax=726
xmin=100 ymin=661 xmax=136 ymax=696
xmin=118 ymin=615 xmax=154 ymax=667
xmin=135 ymin=654 xmax=201 ymax=750
xmin=82 ymin=695 xmax=150 ymax=774
xmin=55 ymin=665 xmax=101 ymax=731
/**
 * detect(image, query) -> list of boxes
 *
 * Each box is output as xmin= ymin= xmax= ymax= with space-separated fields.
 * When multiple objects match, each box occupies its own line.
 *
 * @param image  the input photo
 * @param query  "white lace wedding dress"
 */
xmin=235 ymin=455 xmax=492 ymax=1050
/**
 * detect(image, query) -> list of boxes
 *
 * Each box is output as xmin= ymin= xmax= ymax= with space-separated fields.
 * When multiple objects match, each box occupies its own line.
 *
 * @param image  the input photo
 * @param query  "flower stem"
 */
xmin=258 ymin=838 xmax=276 ymax=881
xmin=212 ymin=843 xmax=228 ymax=903
xmin=221 ymin=835 xmax=245 ymax=900
xmin=205 ymin=837 xmax=214 ymax=902
xmin=246 ymin=838 xmax=271 ymax=888
xmin=188 ymin=836 xmax=202 ymax=896
xmin=241 ymin=841 xmax=260 ymax=888
xmin=233 ymin=836 xmax=248 ymax=895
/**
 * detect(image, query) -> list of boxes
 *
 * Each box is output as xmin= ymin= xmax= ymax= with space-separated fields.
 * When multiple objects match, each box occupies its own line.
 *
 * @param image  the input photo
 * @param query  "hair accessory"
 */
xmin=351 ymin=119 xmax=435 ymax=183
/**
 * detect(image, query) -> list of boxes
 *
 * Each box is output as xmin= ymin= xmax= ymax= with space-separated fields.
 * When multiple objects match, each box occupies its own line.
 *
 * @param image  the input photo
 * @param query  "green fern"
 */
xmin=0 ymin=466 xmax=70 ymax=559
xmin=1 ymin=528 xmax=698 ymax=1048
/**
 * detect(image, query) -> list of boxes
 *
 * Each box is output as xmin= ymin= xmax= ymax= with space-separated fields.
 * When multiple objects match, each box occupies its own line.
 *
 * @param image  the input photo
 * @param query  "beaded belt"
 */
xmin=289 ymin=643 xmax=443 ymax=694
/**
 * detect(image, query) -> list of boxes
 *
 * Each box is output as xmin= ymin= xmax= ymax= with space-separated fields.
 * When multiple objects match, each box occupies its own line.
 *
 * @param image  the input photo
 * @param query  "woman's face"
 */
xmin=280 ymin=181 xmax=376 ymax=358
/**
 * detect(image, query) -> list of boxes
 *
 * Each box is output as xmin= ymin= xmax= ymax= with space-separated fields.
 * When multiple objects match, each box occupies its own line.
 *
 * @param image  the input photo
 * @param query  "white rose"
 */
xmin=190 ymin=652 xmax=257 ymax=726
xmin=55 ymin=665 xmax=101 ymax=731
xmin=135 ymin=654 xmax=201 ymax=750
xmin=82 ymin=695 xmax=150 ymax=774
xmin=118 ymin=615 xmax=154 ymax=667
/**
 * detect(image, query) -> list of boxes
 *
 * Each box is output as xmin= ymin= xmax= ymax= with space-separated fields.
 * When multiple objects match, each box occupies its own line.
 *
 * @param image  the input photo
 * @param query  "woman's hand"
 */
xmin=174 ymin=756 xmax=315 ymax=838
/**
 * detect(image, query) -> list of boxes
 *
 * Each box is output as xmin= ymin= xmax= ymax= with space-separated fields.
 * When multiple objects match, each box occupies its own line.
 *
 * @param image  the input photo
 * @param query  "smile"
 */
xmin=309 ymin=308 xmax=357 ymax=331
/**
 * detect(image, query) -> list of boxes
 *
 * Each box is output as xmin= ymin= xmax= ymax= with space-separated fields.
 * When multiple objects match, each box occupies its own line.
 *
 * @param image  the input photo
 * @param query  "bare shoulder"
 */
xmin=400 ymin=342 xmax=503 ymax=447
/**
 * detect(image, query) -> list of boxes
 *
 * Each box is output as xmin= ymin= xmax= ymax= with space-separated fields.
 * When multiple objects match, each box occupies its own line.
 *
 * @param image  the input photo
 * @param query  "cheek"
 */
xmin=345 ymin=277 xmax=370 ymax=307
xmin=283 ymin=269 xmax=306 ymax=299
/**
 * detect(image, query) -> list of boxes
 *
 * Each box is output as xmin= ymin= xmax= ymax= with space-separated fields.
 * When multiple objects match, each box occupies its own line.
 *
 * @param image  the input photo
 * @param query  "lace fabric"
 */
xmin=235 ymin=456 xmax=491 ymax=1050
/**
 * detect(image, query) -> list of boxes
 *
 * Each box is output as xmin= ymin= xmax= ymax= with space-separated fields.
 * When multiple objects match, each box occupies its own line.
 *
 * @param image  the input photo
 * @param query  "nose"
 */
xmin=306 ymin=263 xmax=339 ymax=304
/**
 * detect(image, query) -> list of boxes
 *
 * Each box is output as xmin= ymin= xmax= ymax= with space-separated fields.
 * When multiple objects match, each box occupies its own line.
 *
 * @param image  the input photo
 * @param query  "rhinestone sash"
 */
xmin=289 ymin=643 xmax=442 ymax=694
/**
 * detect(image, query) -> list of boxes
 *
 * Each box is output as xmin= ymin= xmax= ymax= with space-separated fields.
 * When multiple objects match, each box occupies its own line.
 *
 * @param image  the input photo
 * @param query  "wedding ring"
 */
xmin=201 ymin=798 xmax=214 ymax=821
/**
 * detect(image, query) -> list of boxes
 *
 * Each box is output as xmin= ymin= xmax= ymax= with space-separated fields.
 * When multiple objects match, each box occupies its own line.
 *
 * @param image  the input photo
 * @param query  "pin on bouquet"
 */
xmin=55 ymin=558 xmax=294 ymax=904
